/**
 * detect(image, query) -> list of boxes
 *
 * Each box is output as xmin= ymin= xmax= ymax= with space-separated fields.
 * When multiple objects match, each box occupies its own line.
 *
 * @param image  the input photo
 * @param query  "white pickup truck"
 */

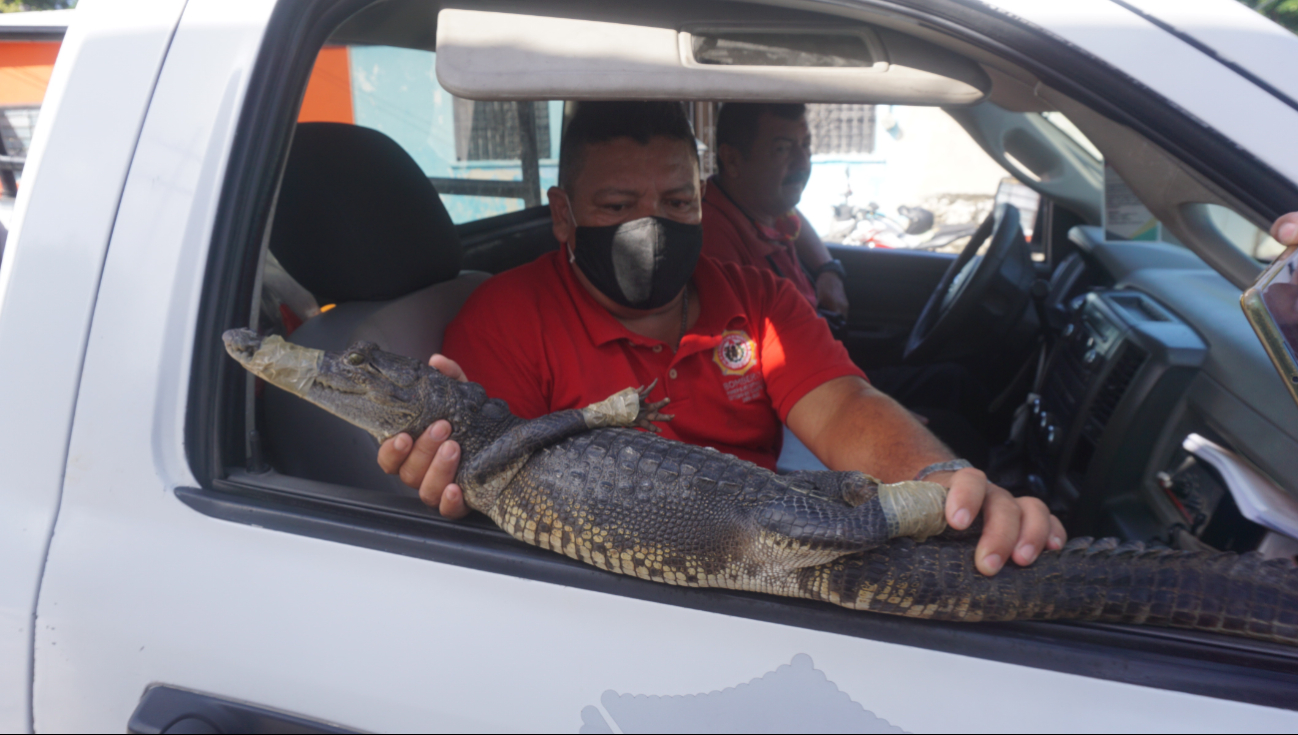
xmin=3 ymin=0 xmax=1298 ymax=732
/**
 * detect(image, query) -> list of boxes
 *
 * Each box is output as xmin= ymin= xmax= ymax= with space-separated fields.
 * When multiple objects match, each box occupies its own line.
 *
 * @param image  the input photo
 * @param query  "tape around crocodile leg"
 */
xmin=877 ymin=481 xmax=949 ymax=541
xmin=579 ymin=388 xmax=642 ymax=429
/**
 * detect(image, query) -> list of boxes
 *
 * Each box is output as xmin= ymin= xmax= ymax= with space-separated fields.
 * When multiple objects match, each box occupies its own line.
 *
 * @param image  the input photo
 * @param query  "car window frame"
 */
xmin=184 ymin=0 xmax=1298 ymax=709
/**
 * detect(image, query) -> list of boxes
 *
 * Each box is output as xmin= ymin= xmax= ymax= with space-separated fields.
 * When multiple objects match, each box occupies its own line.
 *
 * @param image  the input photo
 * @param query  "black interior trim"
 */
xmin=455 ymin=203 xmax=552 ymax=242
xmin=181 ymin=474 xmax=1298 ymax=711
xmin=430 ymin=176 xmax=536 ymax=200
xmin=128 ymin=684 xmax=358 ymax=734
xmin=0 ymin=28 xmax=65 ymax=42
xmin=457 ymin=204 xmax=559 ymax=274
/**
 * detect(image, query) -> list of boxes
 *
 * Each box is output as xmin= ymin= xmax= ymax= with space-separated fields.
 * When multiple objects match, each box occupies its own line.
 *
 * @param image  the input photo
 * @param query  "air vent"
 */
xmin=1041 ymin=323 xmax=1090 ymax=420
xmin=1084 ymin=345 xmax=1147 ymax=440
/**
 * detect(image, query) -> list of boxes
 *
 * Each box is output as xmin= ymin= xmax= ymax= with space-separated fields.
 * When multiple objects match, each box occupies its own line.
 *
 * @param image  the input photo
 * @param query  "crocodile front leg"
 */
xmin=782 ymin=471 xmax=948 ymax=542
xmin=460 ymin=384 xmax=671 ymax=511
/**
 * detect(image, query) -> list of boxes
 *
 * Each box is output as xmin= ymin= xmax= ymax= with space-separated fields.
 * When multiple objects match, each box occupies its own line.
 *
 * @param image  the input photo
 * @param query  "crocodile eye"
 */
xmin=346 ymin=352 xmax=365 ymax=366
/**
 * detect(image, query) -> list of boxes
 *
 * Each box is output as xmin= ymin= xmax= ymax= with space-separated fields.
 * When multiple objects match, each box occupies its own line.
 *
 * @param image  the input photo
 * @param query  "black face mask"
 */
xmin=570 ymin=216 xmax=703 ymax=310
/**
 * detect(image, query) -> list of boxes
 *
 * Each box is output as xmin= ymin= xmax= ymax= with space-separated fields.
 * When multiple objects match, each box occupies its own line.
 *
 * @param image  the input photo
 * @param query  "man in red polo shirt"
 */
xmin=701 ymin=103 xmax=848 ymax=316
xmin=378 ymin=102 xmax=1065 ymax=577
xmin=705 ymin=102 xmax=995 ymax=465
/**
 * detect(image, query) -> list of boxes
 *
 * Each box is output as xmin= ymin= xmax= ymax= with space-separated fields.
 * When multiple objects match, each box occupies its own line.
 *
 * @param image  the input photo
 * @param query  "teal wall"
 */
xmin=348 ymin=46 xmax=559 ymax=223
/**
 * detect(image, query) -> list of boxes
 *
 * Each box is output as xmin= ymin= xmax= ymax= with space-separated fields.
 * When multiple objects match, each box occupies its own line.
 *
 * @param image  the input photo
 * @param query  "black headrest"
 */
xmin=270 ymin=122 xmax=461 ymax=303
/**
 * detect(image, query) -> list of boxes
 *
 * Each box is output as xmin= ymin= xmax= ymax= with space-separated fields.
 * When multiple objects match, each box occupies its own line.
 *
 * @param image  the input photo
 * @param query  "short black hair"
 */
xmin=558 ymin=101 xmax=698 ymax=190
xmin=715 ymin=103 xmax=807 ymax=172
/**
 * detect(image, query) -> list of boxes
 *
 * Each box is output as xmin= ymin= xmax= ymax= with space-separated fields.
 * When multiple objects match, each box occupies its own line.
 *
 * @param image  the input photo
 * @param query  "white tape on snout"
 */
xmin=244 ymin=335 xmax=323 ymax=397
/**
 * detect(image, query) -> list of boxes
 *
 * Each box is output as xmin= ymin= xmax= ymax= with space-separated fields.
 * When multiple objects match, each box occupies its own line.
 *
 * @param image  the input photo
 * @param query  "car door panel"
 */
xmin=31 ymin=0 xmax=1298 ymax=731
xmin=0 ymin=0 xmax=190 ymax=730
xmin=830 ymin=244 xmax=953 ymax=368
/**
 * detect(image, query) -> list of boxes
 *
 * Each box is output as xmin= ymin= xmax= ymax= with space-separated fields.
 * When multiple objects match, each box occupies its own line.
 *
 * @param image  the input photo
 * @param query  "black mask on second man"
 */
xmin=570 ymin=216 xmax=703 ymax=310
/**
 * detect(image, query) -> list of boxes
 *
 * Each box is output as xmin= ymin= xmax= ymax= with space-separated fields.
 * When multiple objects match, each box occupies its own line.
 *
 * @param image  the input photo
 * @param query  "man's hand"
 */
xmin=927 ymin=467 xmax=1065 ymax=576
xmin=815 ymin=271 xmax=849 ymax=316
xmin=376 ymin=354 xmax=469 ymax=518
xmin=1272 ymin=212 xmax=1298 ymax=247
xmin=789 ymin=376 xmax=1067 ymax=577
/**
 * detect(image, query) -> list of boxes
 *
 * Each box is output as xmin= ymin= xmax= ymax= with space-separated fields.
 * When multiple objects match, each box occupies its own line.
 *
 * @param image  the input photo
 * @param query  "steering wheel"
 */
xmin=903 ymin=204 xmax=1033 ymax=364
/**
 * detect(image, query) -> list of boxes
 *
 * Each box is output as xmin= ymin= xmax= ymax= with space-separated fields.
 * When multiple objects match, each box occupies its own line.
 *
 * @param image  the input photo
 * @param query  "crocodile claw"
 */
xmin=635 ymin=379 xmax=673 ymax=432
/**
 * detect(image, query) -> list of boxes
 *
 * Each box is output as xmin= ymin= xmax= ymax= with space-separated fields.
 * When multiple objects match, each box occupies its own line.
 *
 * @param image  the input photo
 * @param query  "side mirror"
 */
xmin=1242 ymin=243 xmax=1298 ymax=408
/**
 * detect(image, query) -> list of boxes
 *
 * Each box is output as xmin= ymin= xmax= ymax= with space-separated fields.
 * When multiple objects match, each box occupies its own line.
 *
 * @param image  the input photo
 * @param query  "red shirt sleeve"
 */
xmin=751 ymin=268 xmax=867 ymax=421
xmin=442 ymin=274 xmax=552 ymax=420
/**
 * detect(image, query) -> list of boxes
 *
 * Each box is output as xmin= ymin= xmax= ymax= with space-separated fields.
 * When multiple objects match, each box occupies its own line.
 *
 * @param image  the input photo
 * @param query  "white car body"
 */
xmin=1 ymin=0 xmax=1296 ymax=732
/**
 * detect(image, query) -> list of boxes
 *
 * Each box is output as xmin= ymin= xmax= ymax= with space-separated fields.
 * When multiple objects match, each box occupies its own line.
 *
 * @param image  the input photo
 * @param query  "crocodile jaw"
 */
xmin=223 ymin=328 xmax=432 ymax=442
xmin=223 ymin=330 xmax=322 ymax=397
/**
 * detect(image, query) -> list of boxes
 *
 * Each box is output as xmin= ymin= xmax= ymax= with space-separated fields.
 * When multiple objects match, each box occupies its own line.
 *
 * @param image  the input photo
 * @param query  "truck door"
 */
xmin=32 ymin=0 xmax=1298 ymax=731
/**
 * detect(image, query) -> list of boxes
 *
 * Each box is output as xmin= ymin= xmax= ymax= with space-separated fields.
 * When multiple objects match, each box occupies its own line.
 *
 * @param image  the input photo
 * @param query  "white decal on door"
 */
xmin=579 ymin=653 xmax=905 ymax=733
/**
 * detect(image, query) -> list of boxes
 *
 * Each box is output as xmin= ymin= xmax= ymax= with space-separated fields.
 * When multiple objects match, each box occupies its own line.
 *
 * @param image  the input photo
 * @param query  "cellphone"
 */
xmin=1242 ymin=240 xmax=1298 ymax=409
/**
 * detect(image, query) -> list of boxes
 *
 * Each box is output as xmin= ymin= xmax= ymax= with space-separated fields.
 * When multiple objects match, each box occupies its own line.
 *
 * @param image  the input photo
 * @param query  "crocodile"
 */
xmin=223 ymin=329 xmax=1298 ymax=645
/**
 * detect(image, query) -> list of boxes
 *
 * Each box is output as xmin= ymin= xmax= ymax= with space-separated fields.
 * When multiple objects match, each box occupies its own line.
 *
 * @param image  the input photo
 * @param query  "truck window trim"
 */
xmin=184 ymin=0 xmax=1298 ymax=710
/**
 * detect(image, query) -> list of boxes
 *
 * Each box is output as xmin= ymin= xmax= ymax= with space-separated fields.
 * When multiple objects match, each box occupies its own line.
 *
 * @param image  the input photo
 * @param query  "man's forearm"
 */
xmin=788 ymin=376 xmax=953 ymax=483
xmin=793 ymin=211 xmax=832 ymax=269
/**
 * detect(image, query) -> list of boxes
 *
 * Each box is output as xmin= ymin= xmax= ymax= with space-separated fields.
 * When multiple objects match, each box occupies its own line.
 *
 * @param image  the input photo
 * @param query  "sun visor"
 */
xmin=435 ymin=9 xmax=990 ymax=105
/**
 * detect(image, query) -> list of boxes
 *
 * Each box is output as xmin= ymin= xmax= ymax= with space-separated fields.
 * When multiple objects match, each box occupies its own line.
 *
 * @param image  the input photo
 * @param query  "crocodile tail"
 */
xmin=798 ymin=537 xmax=1298 ymax=645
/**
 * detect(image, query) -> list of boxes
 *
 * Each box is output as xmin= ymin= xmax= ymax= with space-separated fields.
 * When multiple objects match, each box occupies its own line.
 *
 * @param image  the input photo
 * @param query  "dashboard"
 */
xmin=1026 ymin=227 xmax=1298 ymax=555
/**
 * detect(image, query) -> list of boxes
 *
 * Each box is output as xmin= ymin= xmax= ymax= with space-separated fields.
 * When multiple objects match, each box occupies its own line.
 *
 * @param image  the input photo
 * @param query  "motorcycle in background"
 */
xmin=828 ymin=200 xmax=977 ymax=250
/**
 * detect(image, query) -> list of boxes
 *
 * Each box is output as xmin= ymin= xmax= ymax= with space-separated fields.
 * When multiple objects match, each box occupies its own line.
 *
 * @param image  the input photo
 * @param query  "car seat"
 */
xmin=262 ymin=122 xmax=490 ymax=494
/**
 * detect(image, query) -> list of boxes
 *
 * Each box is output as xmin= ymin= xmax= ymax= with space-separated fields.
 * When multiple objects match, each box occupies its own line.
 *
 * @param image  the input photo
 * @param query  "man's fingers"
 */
xmin=439 ymin=483 xmax=470 ymax=519
xmin=974 ymin=486 xmax=1021 ymax=576
xmin=1271 ymin=212 xmax=1298 ymax=246
xmin=397 ymin=420 xmax=451 ymax=489
xmin=428 ymin=354 xmax=468 ymax=382
xmin=943 ymin=468 xmax=986 ymax=530
xmin=418 ymin=437 xmax=461 ymax=509
xmin=1047 ymin=515 xmax=1067 ymax=551
xmin=377 ymin=433 xmax=413 ymax=475
xmin=1011 ymin=496 xmax=1051 ymax=566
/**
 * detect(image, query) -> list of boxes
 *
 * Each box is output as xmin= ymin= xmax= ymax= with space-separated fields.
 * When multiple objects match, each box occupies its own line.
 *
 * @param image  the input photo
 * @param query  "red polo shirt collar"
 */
xmin=704 ymin=179 xmax=786 ymax=261
xmin=558 ymin=245 xmax=748 ymax=358
xmin=702 ymin=177 xmax=818 ymax=306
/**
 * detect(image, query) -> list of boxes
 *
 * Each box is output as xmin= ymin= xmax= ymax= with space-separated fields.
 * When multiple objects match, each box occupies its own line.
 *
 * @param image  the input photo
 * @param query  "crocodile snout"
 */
xmin=222 ymin=328 xmax=263 ymax=362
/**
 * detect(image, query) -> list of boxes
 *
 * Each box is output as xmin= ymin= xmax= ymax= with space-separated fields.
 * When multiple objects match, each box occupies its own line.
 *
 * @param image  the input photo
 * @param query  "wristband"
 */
xmin=814 ymin=258 xmax=847 ymax=282
xmin=913 ymin=459 xmax=973 ymax=481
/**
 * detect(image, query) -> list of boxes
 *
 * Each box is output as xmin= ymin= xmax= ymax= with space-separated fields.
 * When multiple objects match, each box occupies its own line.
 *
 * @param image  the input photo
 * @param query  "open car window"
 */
xmin=803 ymin=104 xmax=1034 ymax=253
xmin=301 ymin=44 xmax=561 ymax=223
xmin=1199 ymin=203 xmax=1286 ymax=263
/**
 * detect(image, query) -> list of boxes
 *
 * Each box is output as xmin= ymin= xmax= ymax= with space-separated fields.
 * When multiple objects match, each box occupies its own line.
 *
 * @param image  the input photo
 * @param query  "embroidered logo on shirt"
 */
xmin=722 ymin=372 xmax=765 ymax=403
xmin=714 ymin=330 xmax=757 ymax=376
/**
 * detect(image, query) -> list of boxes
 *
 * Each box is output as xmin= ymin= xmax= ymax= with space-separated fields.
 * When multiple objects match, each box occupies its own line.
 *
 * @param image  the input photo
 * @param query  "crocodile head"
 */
xmin=223 ymin=328 xmax=456 ymax=441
